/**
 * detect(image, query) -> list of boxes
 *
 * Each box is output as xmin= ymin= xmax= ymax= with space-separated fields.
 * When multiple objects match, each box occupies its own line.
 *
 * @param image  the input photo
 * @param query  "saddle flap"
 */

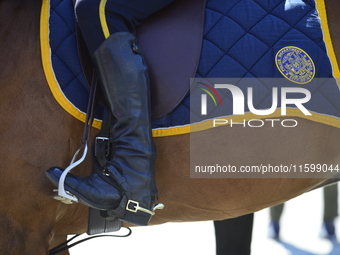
xmin=136 ymin=0 xmax=206 ymax=119
xmin=76 ymin=0 xmax=206 ymax=120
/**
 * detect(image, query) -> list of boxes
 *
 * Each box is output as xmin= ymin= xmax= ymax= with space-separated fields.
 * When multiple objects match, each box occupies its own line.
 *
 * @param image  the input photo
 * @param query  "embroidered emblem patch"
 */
xmin=275 ymin=46 xmax=315 ymax=84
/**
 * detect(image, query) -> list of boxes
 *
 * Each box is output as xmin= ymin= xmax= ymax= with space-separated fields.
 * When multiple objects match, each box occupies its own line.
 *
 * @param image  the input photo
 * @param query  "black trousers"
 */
xmin=214 ymin=214 xmax=254 ymax=255
xmin=75 ymin=0 xmax=174 ymax=55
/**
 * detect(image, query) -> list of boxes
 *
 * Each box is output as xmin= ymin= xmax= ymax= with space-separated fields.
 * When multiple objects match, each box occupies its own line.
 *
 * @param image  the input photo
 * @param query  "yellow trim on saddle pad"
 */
xmin=40 ymin=0 xmax=340 ymax=138
xmin=40 ymin=0 xmax=184 ymax=137
xmin=40 ymin=0 xmax=102 ymax=130
xmin=155 ymin=0 xmax=340 ymax=135
xmin=99 ymin=0 xmax=111 ymax=39
xmin=316 ymin=0 xmax=340 ymax=79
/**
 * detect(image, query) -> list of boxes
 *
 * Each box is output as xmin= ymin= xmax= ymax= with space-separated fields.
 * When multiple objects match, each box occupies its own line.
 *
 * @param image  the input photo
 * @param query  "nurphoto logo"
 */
xmin=195 ymin=79 xmax=312 ymax=128
xmin=200 ymin=84 xmax=311 ymax=116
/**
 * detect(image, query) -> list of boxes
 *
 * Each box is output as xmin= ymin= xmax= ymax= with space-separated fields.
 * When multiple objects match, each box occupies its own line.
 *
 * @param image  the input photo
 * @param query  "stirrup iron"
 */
xmin=52 ymin=144 xmax=88 ymax=204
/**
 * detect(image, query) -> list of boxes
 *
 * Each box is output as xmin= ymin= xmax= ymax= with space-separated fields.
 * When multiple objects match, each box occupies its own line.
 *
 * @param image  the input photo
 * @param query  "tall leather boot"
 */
xmin=46 ymin=32 xmax=159 ymax=226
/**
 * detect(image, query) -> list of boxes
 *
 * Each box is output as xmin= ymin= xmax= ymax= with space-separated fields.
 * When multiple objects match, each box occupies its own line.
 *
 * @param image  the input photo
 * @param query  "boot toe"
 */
xmin=46 ymin=168 xmax=122 ymax=210
xmin=46 ymin=167 xmax=64 ymax=186
xmin=46 ymin=167 xmax=81 ymax=190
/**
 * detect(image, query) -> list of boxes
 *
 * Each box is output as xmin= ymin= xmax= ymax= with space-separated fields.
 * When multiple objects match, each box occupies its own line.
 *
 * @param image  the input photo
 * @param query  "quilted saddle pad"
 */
xmin=41 ymin=0 xmax=340 ymax=137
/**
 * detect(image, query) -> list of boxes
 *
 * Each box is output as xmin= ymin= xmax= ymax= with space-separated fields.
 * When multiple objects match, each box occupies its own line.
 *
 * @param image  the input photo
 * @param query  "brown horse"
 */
xmin=1 ymin=0 xmax=340 ymax=254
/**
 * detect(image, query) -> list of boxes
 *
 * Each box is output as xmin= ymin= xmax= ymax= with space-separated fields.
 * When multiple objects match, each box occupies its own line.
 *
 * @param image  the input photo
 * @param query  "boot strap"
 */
xmin=101 ymin=195 xmax=128 ymax=220
xmin=103 ymin=164 xmax=130 ymax=193
xmin=101 ymin=165 xmax=155 ymax=218
xmin=94 ymin=111 xmax=112 ymax=168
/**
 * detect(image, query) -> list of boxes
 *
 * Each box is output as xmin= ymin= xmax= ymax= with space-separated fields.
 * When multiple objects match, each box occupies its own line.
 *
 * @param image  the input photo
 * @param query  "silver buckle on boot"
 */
xmin=126 ymin=200 xmax=154 ymax=215
xmin=126 ymin=200 xmax=164 ymax=215
xmin=95 ymin=137 xmax=110 ymax=156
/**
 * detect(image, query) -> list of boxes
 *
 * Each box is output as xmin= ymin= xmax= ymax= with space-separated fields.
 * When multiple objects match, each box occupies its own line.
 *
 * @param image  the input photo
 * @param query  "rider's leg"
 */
xmin=73 ymin=0 xmax=175 ymax=56
xmin=46 ymin=0 xmax=174 ymax=226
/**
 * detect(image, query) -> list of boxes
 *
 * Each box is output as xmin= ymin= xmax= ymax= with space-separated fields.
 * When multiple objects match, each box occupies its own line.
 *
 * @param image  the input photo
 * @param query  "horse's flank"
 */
xmin=1 ymin=0 xmax=340 ymax=254
xmin=0 ymin=0 xmax=89 ymax=252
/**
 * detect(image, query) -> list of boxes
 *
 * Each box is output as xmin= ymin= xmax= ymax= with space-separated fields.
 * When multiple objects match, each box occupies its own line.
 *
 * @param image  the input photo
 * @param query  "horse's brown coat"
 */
xmin=0 ymin=0 xmax=340 ymax=254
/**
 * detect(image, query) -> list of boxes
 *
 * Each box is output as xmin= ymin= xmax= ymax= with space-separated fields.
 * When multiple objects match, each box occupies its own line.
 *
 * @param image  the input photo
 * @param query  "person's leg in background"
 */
xmin=214 ymin=214 xmax=254 ymax=255
xmin=321 ymin=184 xmax=338 ymax=240
xmin=268 ymin=203 xmax=284 ymax=239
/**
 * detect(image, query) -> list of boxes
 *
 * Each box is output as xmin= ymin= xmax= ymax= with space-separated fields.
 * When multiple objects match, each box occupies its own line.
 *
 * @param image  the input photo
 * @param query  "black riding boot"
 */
xmin=46 ymin=32 xmax=158 ymax=226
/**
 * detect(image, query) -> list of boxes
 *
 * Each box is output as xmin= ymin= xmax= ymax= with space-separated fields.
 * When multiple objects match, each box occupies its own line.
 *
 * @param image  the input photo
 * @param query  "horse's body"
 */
xmin=1 ymin=0 xmax=340 ymax=254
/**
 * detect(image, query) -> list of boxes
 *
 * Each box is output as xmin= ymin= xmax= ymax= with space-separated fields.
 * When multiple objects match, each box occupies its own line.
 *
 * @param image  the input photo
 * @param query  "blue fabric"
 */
xmin=153 ymin=0 xmax=340 ymax=126
xmin=49 ymin=0 xmax=340 ymax=129
xmin=50 ymin=0 xmax=103 ymax=118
